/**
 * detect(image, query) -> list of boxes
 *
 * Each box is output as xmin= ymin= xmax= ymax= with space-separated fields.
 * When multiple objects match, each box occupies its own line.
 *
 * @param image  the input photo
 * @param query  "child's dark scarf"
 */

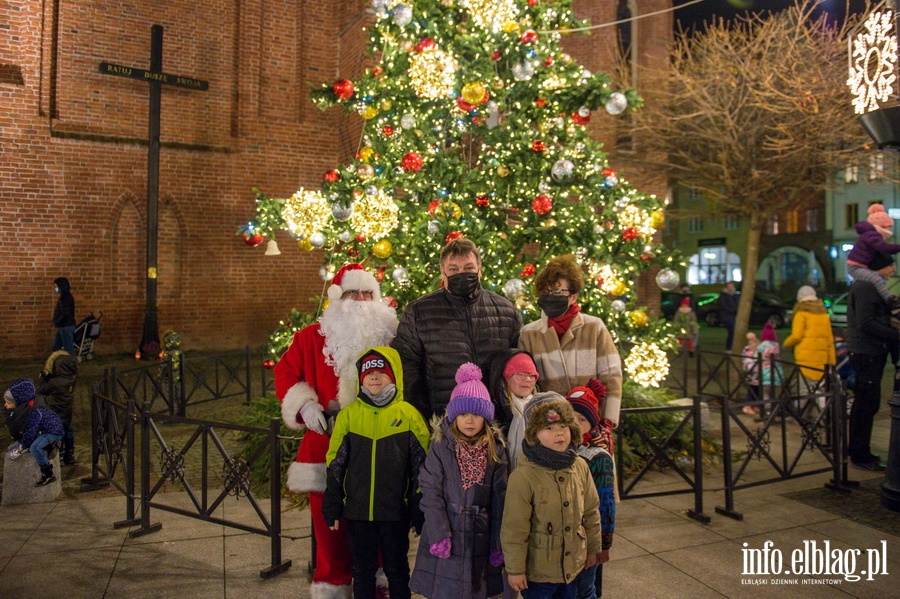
xmin=522 ymin=439 xmax=577 ymax=470
xmin=548 ymin=303 xmax=580 ymax=338
xmin=5 ymin=397 xmax=42 ymax=441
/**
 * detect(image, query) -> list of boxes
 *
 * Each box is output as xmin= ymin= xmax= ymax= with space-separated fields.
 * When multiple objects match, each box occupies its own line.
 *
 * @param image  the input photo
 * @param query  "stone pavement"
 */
xmin=0 ymin=411 xmax=897 ymax=598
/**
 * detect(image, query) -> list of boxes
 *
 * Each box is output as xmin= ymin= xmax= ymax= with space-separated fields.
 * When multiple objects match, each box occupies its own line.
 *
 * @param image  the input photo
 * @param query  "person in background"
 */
xmin=846 ymin=252 xmax=899 ymax=471
xmin=846 ymin=204 xmax=900 ymax=308
xmin=519 ymin=255 xmax=622 ymax=428
xmin=410 ymin=363 xmax=507 ymax=599
xmin=52 ymin=277 xmax=76 ymax=355
xmin=394 ymin=238 xmax=522 ymax=422
xmin=741 ymin=333 xmax=762 ymax=416
xmin=38 ymin=350 xmax=79 ymax=465
xmin=673 ymin=297 xmax=699 ymax=355
xmin=757 ymin=323 xmax=783 ymax=418
xmin=718 ymin=282 xmax=739 ymax=351
xmin=782 ymin=285 xmax=835 ymax=412
xmin=488 ymin=349 xmax=539 ymax=469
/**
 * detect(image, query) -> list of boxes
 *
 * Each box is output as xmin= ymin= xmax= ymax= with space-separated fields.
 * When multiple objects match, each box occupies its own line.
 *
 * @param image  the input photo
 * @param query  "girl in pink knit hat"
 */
xmin=846 ymin=204 xmax=900 ymax=303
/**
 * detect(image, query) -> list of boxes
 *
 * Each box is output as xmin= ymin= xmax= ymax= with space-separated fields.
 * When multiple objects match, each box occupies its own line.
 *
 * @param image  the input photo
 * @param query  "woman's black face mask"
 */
xmin=537 ymin=294 xmax=569 ymax=318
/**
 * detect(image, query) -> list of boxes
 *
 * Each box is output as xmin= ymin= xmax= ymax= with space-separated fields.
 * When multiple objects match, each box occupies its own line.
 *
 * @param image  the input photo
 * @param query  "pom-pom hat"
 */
xmin=868 ymin=204 xmax=894 ymax=228
xmin=4 ymin=378 xmax=36 ymax=407
xmin=761 ymin=322 xmax=777 ymax=342
xmin=447 ymin=363 xmax=494 ymax=423
xmin=566 ymin=386 xmax=600 ymax=428
xmin=523 ymin=394 xmax=580 ymax=446
xmin=327 ymin=263 xmax=382 ymax=301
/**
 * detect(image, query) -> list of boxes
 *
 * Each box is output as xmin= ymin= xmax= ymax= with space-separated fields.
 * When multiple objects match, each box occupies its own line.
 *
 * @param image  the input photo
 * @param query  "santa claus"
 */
xmin=275 ymin=263 xmax=398 ymax=599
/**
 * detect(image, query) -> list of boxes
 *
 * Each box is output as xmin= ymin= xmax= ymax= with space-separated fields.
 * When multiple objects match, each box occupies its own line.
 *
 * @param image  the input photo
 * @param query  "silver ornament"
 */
xmin=604 ymin=174 xmax=619 ymax=187
xmin=400 ymin=113 xmax=416 ymax=129
xmin=538 ymin=180 xmax=550 ymax=193
xmin=503 ymin=278 xmax=527 ymax=300
xmin=577 ymin=106 xmax=590 ymax=117
xmin=392 ymin=4 xmax=412 ymax=26
xmin=611 ymin=299 xmax=626 ymax=313
xmin=338 ymin=230 xmax=352 ymax=243
xmin=392 ymin=267 xmax=409 ymax=282
xmin=512 ymin=61 xmax=534 ymax=81
xmin=428 ymin=220 xmax=440 ymax=234
xmin=655 ymin=269 xmax=680 ymax=292
xmin=319 ymin=267 xmax=335 ymax=281
xmin=366 ymin=185 xmax=378 ymax=196
xmin=551 ymin=159 xmax=575 ymax=183
xmin=309 ymin=232 xmax=326 ymax=248
xmin=332 ymin=202 xmax=353 ymax=222
xmin=605 ymin=92 xmax=628 ymax=116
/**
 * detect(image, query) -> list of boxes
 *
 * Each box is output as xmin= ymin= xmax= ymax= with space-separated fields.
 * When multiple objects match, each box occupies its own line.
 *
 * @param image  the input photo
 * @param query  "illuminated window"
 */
xmin=766 ymin=214 xmax=779 ymax=235
xmin=805 ymin=208 xmax=819 ymax=232
xmin=785 ymin=210 xmax=799 ymax=234
xmin=869 ymin=153 xmax=885 ymax=180
xmin=687 ymin=248 xmax=742 ymax=285
xmin=845 ymin=162 xmax=858 ymax=183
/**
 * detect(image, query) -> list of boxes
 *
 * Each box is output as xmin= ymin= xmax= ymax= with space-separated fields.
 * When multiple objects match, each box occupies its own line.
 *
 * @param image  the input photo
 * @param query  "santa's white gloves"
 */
xmin=299 ymin=401 xmax=327 ymax=435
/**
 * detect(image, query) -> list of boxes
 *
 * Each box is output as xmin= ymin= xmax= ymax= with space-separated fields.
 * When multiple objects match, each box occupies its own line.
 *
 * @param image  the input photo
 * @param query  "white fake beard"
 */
xmin=319 ymin=298 xmax=399 ymax=376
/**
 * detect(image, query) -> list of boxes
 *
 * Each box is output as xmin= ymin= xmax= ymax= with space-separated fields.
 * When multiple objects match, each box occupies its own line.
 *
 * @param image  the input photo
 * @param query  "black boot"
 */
xmin=62 ymin=449 xmax=76 ymax=466
xmin=35 ymin=463 xmax=56 ymax=487
xmin=63 ymin=427 xmax=76 ymax=465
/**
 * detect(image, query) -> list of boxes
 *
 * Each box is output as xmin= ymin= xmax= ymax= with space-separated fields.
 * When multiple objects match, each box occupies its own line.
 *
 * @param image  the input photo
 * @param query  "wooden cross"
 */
xmin=98 ymin=25 xmax=208 ymax=358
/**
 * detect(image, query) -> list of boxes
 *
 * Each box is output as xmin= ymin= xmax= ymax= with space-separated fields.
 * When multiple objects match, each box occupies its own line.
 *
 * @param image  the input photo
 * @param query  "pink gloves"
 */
xmin=430 ymin=538 xmax=451 ymax=559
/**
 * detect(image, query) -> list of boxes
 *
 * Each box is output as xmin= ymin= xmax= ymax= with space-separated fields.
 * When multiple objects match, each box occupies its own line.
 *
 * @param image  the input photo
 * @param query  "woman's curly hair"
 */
xmin=534 ymin=254 xmax=583 ymax=295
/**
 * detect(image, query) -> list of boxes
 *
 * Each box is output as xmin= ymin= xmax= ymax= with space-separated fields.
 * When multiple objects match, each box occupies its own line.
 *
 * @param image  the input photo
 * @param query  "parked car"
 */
xmin=826 ymin=293 xmax=848 ymax=327
xmin=695 ymin=292 xmax=792 ymax=328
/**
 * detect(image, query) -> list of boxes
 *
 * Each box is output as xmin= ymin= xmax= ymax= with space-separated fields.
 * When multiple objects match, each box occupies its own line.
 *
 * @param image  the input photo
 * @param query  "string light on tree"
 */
xmin=624 ymin=342 xmax=670 ymax=388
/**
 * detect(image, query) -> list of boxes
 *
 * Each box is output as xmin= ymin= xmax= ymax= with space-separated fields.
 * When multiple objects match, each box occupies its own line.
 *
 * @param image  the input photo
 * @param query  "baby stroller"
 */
xmin=74 ymin=311 xmax=102 ymax=363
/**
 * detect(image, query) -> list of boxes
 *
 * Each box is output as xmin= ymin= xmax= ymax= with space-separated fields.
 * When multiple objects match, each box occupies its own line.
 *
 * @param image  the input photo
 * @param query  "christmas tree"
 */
xmin=245 ymin=0 xmax=680 ymax=387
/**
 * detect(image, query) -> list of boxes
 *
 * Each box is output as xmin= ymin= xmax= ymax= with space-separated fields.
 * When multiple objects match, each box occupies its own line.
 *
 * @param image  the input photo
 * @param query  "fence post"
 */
xmin=687 ymin=395 xmax=710 ymax=523
xmin=715 ymin=394 xmax=743 ymax=520
xmin=112 ymin=395 xmax=139 ymax=528
xmin=80 ymin=378 xmax=109 ymax=492
xmin=245 ymin=346 xmax=252 ymax=405
xmin=128 ymin=401 xmax=162 ymax=538
xmin=260 ymin=417 xmax=292 ymax=578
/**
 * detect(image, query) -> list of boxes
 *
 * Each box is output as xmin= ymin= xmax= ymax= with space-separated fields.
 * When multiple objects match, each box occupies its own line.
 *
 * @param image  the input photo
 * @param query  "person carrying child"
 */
xmin=323 ymin=346 xmax=429 ymax=599
xmin=410 ymin=363 xmax=508 ymax=599
xmin=672 ymin=297 xmax=699 ymax=355
xmin=847 ymin=204 xmax=900 ymax=308
xmin=566 ymin=386 xmax=615 ymax=599
xmin=38 ymin=350 xmax=79 ymax=465
xmin=501 ymin=392 xmax=602 ymax=598
xmin=4 ymin=378 xmax=65 ymax=487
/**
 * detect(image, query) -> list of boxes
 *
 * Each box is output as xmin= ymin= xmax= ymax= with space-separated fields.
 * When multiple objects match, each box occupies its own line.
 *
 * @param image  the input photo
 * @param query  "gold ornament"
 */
xmin=493 ymin=77 xmax=505 ymax=90
xmin=380 ymin=99 xmax=393 ymax=111
xmin=351 ymin=189 xmax=400 ymax=240
xmin=359 ymin=146 xmax=375 ymax=162
xmin=372 ymin=238 xmax=393 ymax=258
xmin=461 ymin=81 xmax=487 ymax=104
xmin=357 ymin=163 xmax=375 ymax=180
xmin=502 ymin=20 xmax=519 ymax=33
xmin=408 ymin=48 xmax=458 ymax=99
xmin=649 ymin=209 xmax=665 ymax=229
xmin=361 ymin=105 xmax=379 ymax=120
xmin=497 ymin=165 xmax=509 ymax=177
xmin=297 ymin=239 xmax=314 ymax=252
xmin=435 ymin=201 xmax=462 ymax=219
xmin=541 ymin=218 xmax=557 ymax=228
xmin=611 ymin=280 xmax=628 ymax=296
xmin=282 ymin=188 xmax=331 ymax=239
xmin=628 ymin=310 xmax=649 ymax=328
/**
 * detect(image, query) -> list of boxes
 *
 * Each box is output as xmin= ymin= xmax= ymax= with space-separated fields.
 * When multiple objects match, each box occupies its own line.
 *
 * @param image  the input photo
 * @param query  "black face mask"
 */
xmin=446 ymin=272 xmax=481 ymax=297
xmin=538 ymin=294 xmax=570 ymax=318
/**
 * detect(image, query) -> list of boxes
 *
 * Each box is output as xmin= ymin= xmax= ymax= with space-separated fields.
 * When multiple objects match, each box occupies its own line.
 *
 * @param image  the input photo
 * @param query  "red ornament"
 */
xmin=428 ymin=199 xmax=441 ymax=216
xmin=544 ymin=56 xmax=554 ymax=67
xmin=641 ymin=252 xmax=654 ymax=262
xmin=521 ymin=30 xmax=538 ymax=44
xmin=355 ymin=234 xmax=366 ymax=243
xmin=262 ymin=359 xmax=276 ymax=370
xmin=532 ymin=139 xmax=546 ymax=153
xmin=528 ymin=0 xmax=539 ymax=6
xmin=445 ymin=231 xmax=463 ymax=243
xmin=402 ymin=151 xmax=424 ymax=172
xmin=571 ymin=112 xmax=590 ymax=126
xmin=376 ymin=266 xmax=386 ymax=282
xmin=382 ymin=125 xmax=394 ymax=136
xmin=491 ymin=49 xmax=502 ymax=61
xmin=475 ymin=195 xmax=490 ymax=208
xmin=532 ymin=194 xmax=553 ymax=215
xmin=520 ymin=263 xmax=536 ymax=277
xmin=347 ymin=247 xmax=359 ymax=257
xmin=622 ymin=227 xmax=639 ymax=241
xmin=333 ymin=79 xmax=355 ymax=100
xmin=535 ymin=98 xmax=547 ymax=107
xmin=241 ymin=230 xmax=264 ymax=247
xmin=472 ymin=115 xmax=485 ymax=126
xmin=416 ymin=37 xmax=436 ymax=53
xmin=601 ymin=168 xmax=617 ymax=178
xmin=596 ymin=277 xmax=605 ymax=287
xmin=382 ymin=295 xmax=398 ymax=308
xmin=323 ymin=169 xmax=341 ymax=183
xmin=372 ymin=66 xmax=384 ymax=77
xmin=456 ymin=97 xmax=476 ymax=113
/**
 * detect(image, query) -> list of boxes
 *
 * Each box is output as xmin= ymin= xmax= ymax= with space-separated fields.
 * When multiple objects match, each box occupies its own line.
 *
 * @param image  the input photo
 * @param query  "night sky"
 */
xmin=673 ymin=0 xmax=873 ymax=31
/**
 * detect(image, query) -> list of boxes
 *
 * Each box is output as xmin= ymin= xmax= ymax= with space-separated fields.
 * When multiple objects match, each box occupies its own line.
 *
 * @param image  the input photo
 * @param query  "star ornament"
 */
xmin=847 ymin=10 xmax=899 ymax=115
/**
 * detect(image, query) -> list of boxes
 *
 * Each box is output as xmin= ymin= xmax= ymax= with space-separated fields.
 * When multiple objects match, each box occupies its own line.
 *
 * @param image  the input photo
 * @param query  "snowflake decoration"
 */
xmin=847 ymin=10 xmax=898 ymax=115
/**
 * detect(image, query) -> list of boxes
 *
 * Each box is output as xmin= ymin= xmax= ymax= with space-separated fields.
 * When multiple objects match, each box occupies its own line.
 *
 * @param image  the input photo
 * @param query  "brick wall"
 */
xmin=0 ymin=0 xmax=671 ymax=359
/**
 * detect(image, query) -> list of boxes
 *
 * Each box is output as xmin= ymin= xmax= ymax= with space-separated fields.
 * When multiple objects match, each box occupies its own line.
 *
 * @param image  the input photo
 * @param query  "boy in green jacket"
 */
xmin=324 ymin=346 xmax=430 ymax=599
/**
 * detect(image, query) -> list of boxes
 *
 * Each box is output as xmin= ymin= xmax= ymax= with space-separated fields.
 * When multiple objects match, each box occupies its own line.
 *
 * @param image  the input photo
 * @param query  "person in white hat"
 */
xmin=274 ymin=263 xmax=398 ymax=599
xmin=783 ymin=285 xmax=835 ymax=406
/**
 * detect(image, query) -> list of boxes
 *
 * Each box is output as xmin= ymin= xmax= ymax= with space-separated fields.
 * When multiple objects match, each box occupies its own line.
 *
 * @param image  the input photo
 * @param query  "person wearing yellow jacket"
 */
xmin=783 ymin=286 xmax=836 ymax=404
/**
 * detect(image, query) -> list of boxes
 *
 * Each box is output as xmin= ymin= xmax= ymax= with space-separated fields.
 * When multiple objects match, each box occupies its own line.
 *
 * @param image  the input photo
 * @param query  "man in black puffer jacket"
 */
xmin=394 ymin=238 xmax=522 ymax=421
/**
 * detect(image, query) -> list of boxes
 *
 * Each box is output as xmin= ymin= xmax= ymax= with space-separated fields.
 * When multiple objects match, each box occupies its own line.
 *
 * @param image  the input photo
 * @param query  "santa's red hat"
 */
xmin=327 ymin=263 xmax=382 ymax=301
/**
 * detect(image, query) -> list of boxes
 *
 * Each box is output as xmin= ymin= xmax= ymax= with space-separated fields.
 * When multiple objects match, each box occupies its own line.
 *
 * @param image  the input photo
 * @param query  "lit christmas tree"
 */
xmin=245 ymin=0 xmax=680 ymax=386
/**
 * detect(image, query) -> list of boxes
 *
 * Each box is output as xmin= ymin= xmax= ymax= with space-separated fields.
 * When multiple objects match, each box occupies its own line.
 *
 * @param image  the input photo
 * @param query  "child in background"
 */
xmin=4 ymin=378 xmax=65 ymax=487
xmin=758 ymin=323 xmax=784 ymax=417
xmin=741 ymin=333 xmax=761 ymax=415
xmin=489 ymin=349 xmax=540 ymax=469
xmin=410 ymin=363 xmax=508 ymax=599
xmin=38 ymin=350 xmax=79 ymax=465
xmin=501 ymin=393 xmax=602 ymax=597
xmin=673 ymin=297 xmax=700 ymax=355
xmin=323 ymin=347 xmax=429 ymax=599
xmin=566 ymin=386 xmax=615 ymax=599
xmin=847 ymin=204 xmax=900 ymax=303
